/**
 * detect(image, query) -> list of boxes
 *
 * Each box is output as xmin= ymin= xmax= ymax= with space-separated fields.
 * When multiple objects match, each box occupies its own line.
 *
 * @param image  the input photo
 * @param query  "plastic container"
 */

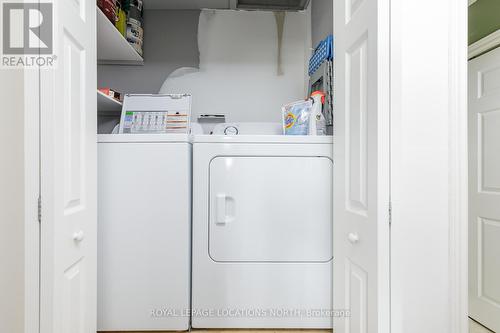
xmin=282 ymin=99 xmax=313 ymax=135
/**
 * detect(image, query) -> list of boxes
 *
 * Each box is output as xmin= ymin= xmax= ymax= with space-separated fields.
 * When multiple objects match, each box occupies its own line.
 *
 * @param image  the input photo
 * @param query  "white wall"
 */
xmin=0 ymin=70 xmax=25 ymax=333
xmin=98 ymin=10 xmax=200 ymax=94
xmin=311 ymin=0 xmax=333 ymax=47
xmin=159 ymin=9 xmax=311 ymax=125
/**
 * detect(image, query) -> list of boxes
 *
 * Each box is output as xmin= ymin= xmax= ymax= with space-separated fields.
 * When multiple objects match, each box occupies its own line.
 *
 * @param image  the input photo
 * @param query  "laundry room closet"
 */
xmin=95 ymin=0 xmax=335 ymax=332
xmin=96 ymin=0 xmax=333 ymax=134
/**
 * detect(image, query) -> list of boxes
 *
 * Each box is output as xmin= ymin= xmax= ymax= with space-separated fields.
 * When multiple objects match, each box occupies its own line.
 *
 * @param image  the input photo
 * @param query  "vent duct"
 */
xmin=232 ymin=0 xmax=310 ymax=11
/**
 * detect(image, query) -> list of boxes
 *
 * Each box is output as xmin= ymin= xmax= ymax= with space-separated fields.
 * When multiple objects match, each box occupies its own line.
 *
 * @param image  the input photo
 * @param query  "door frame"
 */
xmin=448 ymin=1 xmax=469 ymax=332
xmin=23 ymin=4 xmax=42 ymax=333
xmin=389 ymin=0 xmax=468 ymax=332
xmin=24 ymin=65 xmax=41 ymax=333
xmin=23 ymin=0 xmax=470 ymax=332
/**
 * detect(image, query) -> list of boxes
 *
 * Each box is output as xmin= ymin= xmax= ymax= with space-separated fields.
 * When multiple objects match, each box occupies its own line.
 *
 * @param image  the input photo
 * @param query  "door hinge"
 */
xmin=388 ymin=201 xmax=392 ymax=226
xmin=37 ymin=196 xmax=41 ymax=223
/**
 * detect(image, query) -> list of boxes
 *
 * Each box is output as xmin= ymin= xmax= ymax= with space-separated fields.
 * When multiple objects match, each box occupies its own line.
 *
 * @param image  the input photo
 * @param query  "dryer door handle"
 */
xmin=215 ymin=193 xmax=227 ymax=224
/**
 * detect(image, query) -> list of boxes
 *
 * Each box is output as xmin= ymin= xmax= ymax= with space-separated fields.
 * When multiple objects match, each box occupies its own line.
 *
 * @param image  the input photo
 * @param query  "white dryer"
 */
xmin=192 ymin=125 xmax=333 ymax=329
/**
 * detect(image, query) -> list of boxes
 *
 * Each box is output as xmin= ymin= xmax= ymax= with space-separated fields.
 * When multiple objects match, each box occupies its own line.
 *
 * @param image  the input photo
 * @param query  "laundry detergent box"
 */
xmin=282 ymin=99 xmax=313 ymax=135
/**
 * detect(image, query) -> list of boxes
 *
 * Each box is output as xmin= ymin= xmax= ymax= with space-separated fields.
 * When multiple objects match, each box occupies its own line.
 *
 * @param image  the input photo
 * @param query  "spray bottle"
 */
xmin=309 ymin=90 xmax=327 ymax=136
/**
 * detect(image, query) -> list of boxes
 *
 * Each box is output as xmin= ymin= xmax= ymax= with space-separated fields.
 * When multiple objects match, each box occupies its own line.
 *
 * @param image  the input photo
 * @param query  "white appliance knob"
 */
xmin=348 ymin=232 xmax=359 ymax=244
xmin=73 ymin=230 xmax=84 ymax=242
xmin=224 ymin=126 xmax=239 ymax=135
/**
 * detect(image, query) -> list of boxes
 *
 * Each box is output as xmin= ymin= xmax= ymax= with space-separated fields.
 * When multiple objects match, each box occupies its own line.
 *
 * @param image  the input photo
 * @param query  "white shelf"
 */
xmin=97 ymin=90 xmax=122 ymax=113
xmin=96 ymin=7 xmax=143 ymax=65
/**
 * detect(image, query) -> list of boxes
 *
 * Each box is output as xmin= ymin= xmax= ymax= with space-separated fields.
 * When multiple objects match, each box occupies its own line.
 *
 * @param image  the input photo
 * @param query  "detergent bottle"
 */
xmin=309 ymin=91 xmax=327 ymax=135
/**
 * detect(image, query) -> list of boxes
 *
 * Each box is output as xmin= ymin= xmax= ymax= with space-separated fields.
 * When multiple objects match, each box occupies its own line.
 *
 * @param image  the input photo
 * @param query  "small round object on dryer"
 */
xmin=224 ymin=125 xmax=239 ymax=135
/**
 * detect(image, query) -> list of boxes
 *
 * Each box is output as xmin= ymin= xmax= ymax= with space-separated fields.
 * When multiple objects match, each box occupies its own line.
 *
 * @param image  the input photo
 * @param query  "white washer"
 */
xmin=192 ymin=126 xmax=333 ymax=329
xmin=98 ymin=134 xmax=191 ymax=331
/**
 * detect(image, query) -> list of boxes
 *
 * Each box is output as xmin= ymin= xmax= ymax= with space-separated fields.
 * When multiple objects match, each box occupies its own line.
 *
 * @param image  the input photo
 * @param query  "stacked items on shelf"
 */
xmin=96 ymin=0 xmax=144 ymax=57
xmin=97 ymin=0 xmax=118 ymax=23
xmin=97 ymin=88 xmax=122 ymax=113
xmin=98 ymin=87 xmax=122 ymax=103
xmin=115 ymin=1 xmax=127 ymax=37
xmin=125 ymin=0 xmax=144 ymax=57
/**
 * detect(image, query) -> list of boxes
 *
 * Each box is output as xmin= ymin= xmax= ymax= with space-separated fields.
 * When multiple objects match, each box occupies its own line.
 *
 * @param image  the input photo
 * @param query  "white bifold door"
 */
xmin=40 ymin=0 xmax=97 ymax=333
xmin=468 ymin=47 xmax=500 ymax=333
xmin=333 ymin=0 xmax=390 ymax=331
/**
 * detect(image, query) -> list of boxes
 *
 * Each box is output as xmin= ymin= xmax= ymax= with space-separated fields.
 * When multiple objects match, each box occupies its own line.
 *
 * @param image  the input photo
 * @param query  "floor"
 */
xmin=102 ymin=322 xmax=495 ymax=333
xmin=101 ymin=329 xmax=330 ymax=333
xmin=470 ymin=318 xmax=495 ymax=333
xmin=101 ymin=325 xmax=498 ymax=333
xmin=193 ymin=331 xmax=330 ymax=333
xmin=102 ymin=324 xmax=497 ymax=333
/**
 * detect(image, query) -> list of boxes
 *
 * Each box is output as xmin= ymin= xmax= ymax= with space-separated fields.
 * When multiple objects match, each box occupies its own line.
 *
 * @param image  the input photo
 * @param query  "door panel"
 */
xmin=478 ymin=218 xmax=500 ymax=305
xmin=61 ymin=260 xmax=85 ymax=333
xmin=40 ymin=0 xmax=96 ymax=332
xmin=209 ymin=156 xmax=333 ymax=262
xmin=469 ymin=48 xmax=500 ymax=332
xmin=346 ymin=35 xmax=368 ymax=216
xmin=345 ymin=259 xmax=368 ymax=333
xmin=478 ymin=110 xmax=500 ymax=192
xmin=333 ymin=0 xmax=390 ymax=331
xmin=62 ymin=32 xmax=85 ymax=211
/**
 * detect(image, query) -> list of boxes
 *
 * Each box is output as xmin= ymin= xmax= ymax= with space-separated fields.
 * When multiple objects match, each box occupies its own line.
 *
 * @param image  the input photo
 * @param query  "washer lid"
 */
xmin=193 ymin=134 xmax=333 ymax=144
xmin=98 ymin=134 xmax=191 ymax=143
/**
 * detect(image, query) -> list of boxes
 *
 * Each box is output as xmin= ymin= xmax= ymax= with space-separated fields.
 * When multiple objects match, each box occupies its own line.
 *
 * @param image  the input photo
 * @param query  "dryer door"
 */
xmin=209 ymin=156 xmax=333 ymax=262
